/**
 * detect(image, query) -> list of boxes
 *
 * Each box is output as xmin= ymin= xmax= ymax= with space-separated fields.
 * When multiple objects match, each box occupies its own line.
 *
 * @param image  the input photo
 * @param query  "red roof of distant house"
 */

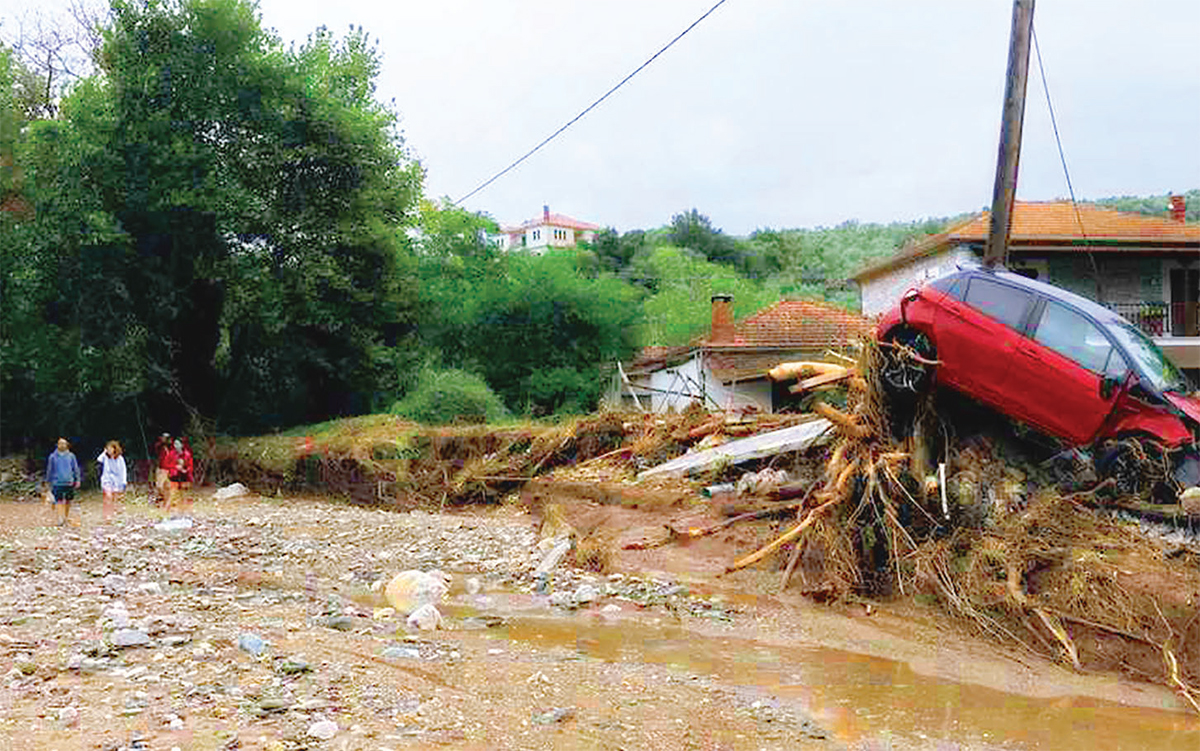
xmin=852 ymin=201 xmax=1200 ymax=282
xmin=501 ymin=212 xmax=601 ymax=234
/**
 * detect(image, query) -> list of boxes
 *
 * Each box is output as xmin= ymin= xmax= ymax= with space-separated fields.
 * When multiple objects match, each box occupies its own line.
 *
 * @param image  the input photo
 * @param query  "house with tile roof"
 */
xmin=496 ymin=205 xmax=600 ymax=253
xmin=605 ymin=296 xmax=872 ymax=413
xmin=850 ymin=198 xmax=1200 ymax=369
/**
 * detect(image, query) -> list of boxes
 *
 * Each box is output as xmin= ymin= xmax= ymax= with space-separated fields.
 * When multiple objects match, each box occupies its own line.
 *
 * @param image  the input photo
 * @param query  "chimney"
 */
xmin=1169 ymin=194 xmax=1186 ymax=223
xmin=543 ymin=204 xmax=550 ymax=222
xmin=710 ymin=294 xmax=734 ymax=344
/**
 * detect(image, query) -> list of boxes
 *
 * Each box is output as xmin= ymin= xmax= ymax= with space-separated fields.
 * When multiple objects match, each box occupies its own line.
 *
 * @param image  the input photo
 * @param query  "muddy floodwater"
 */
xmin=445 ymin=588 xmax=1199 ymax=750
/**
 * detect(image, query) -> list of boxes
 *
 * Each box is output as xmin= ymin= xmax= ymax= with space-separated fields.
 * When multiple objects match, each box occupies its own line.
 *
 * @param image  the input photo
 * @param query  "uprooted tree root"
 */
xmin=728 ymin=339 xmax=1200 ymax=711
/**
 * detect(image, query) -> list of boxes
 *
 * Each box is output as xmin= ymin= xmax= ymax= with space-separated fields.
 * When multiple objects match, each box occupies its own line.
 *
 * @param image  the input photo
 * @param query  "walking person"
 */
xmin=164 ymin=438 xmax=193 ymax=516
xmin=97 ymin=440 xmax=128 ymax=522
xmin=45 ymin=438 xmax=81 ymax=526
xmin=151 ymin=429 xmax=172 ymax=506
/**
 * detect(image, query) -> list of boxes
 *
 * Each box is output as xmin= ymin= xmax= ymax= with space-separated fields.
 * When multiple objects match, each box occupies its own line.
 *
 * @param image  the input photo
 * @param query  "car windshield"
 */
xmin=1105 ymin=320 xmax=1190 ymax=393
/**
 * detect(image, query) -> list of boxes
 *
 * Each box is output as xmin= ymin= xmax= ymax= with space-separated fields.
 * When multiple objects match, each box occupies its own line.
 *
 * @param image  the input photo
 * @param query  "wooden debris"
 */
xmin=789 ymin=367 xmax=853 ymax=394
xmin=768 ymin=361 xmax=845 ymax=382
xmin=724 ymin=495 xmax=842 ymax=574
xmin=812 ymin=402 xmax=871 ymax=439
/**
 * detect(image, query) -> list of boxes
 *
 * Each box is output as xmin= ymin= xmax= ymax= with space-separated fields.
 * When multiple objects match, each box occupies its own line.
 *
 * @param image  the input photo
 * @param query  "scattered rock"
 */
xmin=573 ymin=583 xmax=600 ymax=604
xmin=237 ymin=632 xmax=267 ymax=656
xmin=531 ymin=706 xmax=576 ymax=725
xmin=275 ymin=657 xmax=311 ymax=675
xmin=154 ymin=517 xmax=194 ymax=532
xmin=110 ymin=628 xmax=151 ymax=648
xmin=384 ymin=569 xmax=451 ymax=616
xmin=533 ymin=540 xmax=572 ymax=575
xmin=382 ymin=646 xmax=421 ymax=660
xmin=405 ymin=603 xmax=443 ymax=631
xmin=213 ymin=483 xmax=251 ymax=500
xmin=307 ymin=719 xmax=339 ymax=740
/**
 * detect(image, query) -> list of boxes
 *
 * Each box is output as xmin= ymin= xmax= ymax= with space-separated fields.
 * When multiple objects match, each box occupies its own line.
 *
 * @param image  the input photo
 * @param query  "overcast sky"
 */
xmin=6 ymin=1 xmax=1200 ymax=234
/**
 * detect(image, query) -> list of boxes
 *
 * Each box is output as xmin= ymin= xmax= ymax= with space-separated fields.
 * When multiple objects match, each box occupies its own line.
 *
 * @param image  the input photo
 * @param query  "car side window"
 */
xmin=929 ymin=274 xmax=966 ymax=301
xmin=962 ymin=277 xmax=1033 ymax=330
xmin=1103 ymin=348 xmax=1130 ymax=380
xmin=1032 ymin=301 xmax=1114 ymax=374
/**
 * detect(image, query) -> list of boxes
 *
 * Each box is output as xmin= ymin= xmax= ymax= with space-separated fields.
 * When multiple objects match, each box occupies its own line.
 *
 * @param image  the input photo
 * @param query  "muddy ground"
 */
xmin=2 ymin=486 xmax=1198 ymax=751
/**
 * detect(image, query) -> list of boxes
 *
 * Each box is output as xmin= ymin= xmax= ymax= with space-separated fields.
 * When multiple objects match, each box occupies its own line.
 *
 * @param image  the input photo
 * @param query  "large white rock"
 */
xmin=213 ymin=483 xmax=251 ymax=500
xmin=406 ymin=603 xmax=444 ymax=631
xmin=384 ymin=569 xmax=451 ymax=616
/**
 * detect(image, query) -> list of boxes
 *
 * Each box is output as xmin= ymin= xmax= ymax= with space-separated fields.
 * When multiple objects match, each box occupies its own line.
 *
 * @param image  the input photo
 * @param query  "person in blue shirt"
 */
xmin=45 ymin=437 xmax=81 ymax=526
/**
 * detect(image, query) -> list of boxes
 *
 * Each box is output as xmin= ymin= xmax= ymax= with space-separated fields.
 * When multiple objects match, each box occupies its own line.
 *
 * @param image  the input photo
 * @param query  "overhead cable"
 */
xmin=455 ymin=0 xmax=730 ymax=205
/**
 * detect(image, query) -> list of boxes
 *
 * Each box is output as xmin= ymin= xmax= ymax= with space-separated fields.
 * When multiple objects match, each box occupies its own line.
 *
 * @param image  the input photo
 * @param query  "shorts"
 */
xmin=101 ymin=479 xmax=126 ymax=493
xmin=51 ymin=485 xmax=75 ymax=503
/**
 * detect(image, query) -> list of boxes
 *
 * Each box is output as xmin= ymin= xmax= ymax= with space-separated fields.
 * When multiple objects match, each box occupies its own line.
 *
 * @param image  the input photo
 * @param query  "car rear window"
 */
xmin=963 ymin=277 xmax=1033 ymax=330
xmin=1033 ymin=301 xmax=1116 ymax=375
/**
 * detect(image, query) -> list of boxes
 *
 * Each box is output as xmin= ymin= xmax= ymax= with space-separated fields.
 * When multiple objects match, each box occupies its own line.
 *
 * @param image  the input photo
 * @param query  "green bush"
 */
xmin=390 ymin=369 xmax=507 ymax=425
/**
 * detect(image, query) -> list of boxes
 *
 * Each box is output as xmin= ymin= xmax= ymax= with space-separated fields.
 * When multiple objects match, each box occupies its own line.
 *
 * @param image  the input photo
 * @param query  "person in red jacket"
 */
xmin=152 ymin=433 xmax=172 ymax=506
xmin=163 ymin=438 xmax=193 ymax=515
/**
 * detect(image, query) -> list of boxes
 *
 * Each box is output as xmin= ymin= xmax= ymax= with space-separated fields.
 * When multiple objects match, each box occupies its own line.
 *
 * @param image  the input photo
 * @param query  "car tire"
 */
xmin=1096 ymin=437 xmax=1170 ymax=501
xmin=880 ymin=327 xmax=936 ymax=400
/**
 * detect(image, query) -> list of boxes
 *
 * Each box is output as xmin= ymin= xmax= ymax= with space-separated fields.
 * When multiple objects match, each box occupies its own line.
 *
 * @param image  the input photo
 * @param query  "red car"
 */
xmin=876 ymin=266 xmax=1200 ymax=499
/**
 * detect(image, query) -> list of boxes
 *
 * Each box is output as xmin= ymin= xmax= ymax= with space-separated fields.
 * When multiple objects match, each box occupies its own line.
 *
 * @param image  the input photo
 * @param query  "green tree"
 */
xmin=636 ymin=246 xmax=781 ymax=346
xmin=667 ymin=208 xmax=740 ymax=266
xmin=0 ymin=0 xmax=421 ymax=449
xmin=419 ymin=249 xmax=642 ymax=416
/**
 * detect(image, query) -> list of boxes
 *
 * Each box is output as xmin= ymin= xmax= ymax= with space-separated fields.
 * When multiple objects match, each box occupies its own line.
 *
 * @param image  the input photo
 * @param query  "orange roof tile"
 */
xmin=719 ymin=300 xmax=873 ymax=348
xmin=503 ymin=212 xmax=600 ymax=234
xmin=626 ymin=300 xmax=870 ymax=380
xmin=852 ymin=201 xmax=1200 ymax=281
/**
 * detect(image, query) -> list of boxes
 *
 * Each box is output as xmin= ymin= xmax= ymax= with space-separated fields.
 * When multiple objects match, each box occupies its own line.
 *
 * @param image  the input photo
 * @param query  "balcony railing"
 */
xmin=1103 ymin=301 xmax=1200 ymax=338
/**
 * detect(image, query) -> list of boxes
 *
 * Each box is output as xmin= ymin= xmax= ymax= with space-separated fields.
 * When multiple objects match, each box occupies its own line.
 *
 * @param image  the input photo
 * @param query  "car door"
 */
xmin=1003 ymin=299 xmax=1125 ymax=444
xmin=931 ymin=275 xmax=1035 ymax=404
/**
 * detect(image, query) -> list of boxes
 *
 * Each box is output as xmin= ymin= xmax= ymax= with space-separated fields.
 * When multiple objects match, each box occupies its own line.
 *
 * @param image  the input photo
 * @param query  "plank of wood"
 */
xmin=788 ymin=368 xmax=851 ymax=394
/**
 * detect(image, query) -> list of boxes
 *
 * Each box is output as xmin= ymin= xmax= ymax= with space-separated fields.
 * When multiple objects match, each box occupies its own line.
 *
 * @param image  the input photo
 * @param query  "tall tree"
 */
xmin=0 ymin=0 xmax=421 ymax=449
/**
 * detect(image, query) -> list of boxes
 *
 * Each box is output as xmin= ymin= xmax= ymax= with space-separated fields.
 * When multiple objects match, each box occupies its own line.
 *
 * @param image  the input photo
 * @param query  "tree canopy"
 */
xmin=1 ymin=0 xmax=421 ymax=451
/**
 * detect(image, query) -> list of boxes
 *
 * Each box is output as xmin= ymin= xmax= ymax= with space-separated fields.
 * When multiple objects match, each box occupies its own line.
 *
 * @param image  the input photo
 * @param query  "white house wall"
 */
xmin=633 ymin=355 xmax=773 ymax=413
xmin=860 ymin=247 xmax=977 ymax=317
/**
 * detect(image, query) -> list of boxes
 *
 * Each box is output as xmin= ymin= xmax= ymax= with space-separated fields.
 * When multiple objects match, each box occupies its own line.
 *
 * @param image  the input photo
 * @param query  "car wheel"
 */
xmin=881 ymin=327 xmax=936 ymax=398
xmin=1097 ymin=437 xmax=1170 ymax=500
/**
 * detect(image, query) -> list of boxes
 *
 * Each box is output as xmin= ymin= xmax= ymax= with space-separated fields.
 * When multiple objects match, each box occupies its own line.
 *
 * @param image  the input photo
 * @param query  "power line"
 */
xmin=1031 ymin=25 xmax=1091 ymax=247
xmin=1032 ymin=24 xmax=1102 ymax=292
xmin=455 ymin=0 xmax=731 ymax=206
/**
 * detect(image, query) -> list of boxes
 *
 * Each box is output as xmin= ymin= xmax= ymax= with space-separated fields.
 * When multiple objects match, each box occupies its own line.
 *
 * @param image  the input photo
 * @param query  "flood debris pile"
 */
xmin=210 ymin=413 xmax=634 ymax=506
xmin=725 ymin=340 xmax=1200 ymax=709
xmin=210 ymin=409 xmax=814 ymax=508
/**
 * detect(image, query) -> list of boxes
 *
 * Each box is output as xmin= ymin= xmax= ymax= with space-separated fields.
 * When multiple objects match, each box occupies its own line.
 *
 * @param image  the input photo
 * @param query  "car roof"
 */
xmin=952 ymin=264 xmax=1125 ymax=327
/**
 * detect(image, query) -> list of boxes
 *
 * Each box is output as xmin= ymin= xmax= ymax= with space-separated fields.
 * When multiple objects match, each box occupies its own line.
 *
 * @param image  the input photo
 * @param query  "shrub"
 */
xmin=390 ymin=369 xmax=507 ymax=425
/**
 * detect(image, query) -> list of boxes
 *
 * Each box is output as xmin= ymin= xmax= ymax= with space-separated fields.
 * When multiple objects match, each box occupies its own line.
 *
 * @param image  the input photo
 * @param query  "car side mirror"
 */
xmin=900 ymin=288 xmax=920 ymax=323
xmin=1100 ymin=376 xmax=1120 ymax=401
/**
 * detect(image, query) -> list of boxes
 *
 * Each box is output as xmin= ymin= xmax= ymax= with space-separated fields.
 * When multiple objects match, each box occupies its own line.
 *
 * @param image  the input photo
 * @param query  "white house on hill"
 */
xmin=498 ymin=205 xmax=600 ymax=252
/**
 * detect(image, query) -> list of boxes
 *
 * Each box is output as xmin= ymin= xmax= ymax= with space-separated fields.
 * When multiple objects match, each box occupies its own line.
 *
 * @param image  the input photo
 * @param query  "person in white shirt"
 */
xmin=97 ymin=440 xmax=128 ymax=522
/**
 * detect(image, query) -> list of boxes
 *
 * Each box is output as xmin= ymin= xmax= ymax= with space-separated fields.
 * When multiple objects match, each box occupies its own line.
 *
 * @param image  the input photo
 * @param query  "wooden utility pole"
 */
xmin=983 ymin=0 xmax=1036 ymax=268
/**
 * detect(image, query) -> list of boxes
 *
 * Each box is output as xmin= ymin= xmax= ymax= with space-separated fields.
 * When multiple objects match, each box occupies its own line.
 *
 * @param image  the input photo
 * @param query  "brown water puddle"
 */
xmin=446 ymin=593 xmax=1200 ymax=750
